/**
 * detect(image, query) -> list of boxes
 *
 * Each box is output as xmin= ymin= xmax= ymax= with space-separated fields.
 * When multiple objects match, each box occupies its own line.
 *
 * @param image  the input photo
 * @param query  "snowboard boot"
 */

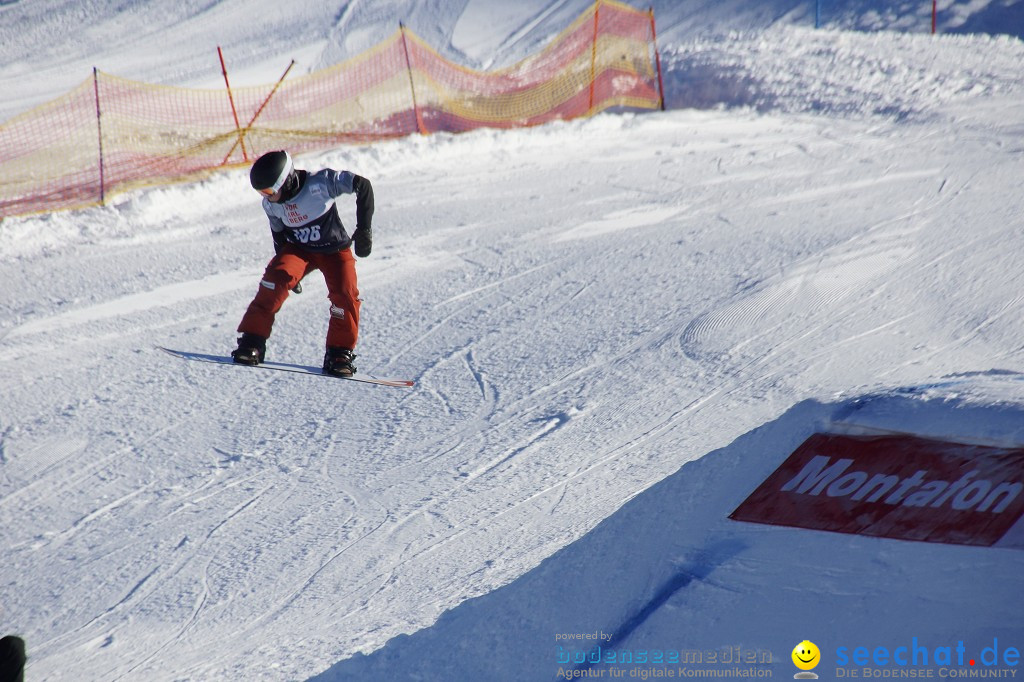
xmin=231 ymin=333 xmax=266 ymax=366
xmin=323 ymin=347 xmax=357 ymax=377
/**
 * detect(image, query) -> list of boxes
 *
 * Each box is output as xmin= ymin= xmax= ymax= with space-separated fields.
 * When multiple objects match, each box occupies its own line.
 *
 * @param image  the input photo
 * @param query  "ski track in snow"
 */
xmin=7 ymin=108 xmax=1024 ymax=680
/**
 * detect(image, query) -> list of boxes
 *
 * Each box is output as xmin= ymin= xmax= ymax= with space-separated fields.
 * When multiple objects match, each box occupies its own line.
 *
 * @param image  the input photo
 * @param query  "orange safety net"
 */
xmin=0 ymin=0 xmax=662 ymax=218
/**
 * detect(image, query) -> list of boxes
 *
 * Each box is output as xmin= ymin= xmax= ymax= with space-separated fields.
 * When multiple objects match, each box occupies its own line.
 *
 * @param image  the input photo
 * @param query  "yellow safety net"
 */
xmin=0 ymin=0 xmax=662 ymax=218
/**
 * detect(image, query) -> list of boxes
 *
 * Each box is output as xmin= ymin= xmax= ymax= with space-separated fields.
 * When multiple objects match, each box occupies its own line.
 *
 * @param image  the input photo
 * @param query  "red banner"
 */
xmin=730 ymin=433 xmax=1024 ymax=546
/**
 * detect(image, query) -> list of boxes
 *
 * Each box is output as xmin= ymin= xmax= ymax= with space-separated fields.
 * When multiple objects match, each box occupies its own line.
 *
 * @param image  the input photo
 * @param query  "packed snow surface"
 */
xmin=1 ymin=1 xmax=1023 ymax=680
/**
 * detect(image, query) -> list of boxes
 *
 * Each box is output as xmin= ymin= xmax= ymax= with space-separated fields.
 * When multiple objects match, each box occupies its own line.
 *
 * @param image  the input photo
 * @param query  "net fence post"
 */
xmin=92 ymin=67 xmax=105 ymax=205
xmin=218 ymin=46 xmax=248 ymax=163
xmin=588 ymin=0 xmax=601 ymax=116
xmin=221 ymin=59 xmax=295 ymax=165
xmin=399 ymin=22 xmax=428 ymax=135
xmin=649 ymin=7 xmax=666 ymax=111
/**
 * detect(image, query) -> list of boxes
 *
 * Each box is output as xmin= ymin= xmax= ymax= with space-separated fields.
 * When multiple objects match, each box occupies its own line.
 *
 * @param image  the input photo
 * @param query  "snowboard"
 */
xmin=158 ymin=347 xmax=415 ymax=387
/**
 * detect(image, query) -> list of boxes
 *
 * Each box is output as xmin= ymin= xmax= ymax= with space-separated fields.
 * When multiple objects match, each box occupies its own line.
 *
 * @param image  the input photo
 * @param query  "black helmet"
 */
xmin=250 ymin=150 xmax=294 ymax=197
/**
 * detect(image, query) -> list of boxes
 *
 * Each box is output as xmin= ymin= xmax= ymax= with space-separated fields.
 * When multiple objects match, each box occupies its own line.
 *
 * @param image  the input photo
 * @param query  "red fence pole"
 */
xmin=92 ymin=67 xmax=105 ymax=205
xmin=220 ymin=59 xmax=295 ymax=166
xmin=649 ymin=7 xmax=666 ymax=111
xmin=218 ymin=46 xmax=248 ymax=163
xmin=932 ymin=0 xmax=937 ymax=34
xmin=588 ymin=0 xmax=601 ymax=115
xmin=399 ymin=23 xmax=428 ymax=135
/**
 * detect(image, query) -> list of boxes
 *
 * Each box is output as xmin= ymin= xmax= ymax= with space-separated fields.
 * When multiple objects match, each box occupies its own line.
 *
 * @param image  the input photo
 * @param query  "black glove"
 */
xmin=353 ymin=227 xmax=372 ymax=258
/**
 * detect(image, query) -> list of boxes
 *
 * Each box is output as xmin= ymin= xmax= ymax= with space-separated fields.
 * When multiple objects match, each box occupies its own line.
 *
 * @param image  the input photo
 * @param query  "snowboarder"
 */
xmin=232 ymin=150 xmax=373 ymax=377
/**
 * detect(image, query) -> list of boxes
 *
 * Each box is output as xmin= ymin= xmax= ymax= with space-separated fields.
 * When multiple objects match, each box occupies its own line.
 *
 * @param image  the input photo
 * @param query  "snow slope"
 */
xmin=1 ymin=1 xmax=1024 ymax=681
xmin=1 ymin=0 xmax=1022 ymax=119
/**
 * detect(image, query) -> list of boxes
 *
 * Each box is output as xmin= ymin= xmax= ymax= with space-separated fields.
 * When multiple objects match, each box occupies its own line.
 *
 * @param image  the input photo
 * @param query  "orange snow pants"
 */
xmin=237 ymin=245 xmax=360 ymax=350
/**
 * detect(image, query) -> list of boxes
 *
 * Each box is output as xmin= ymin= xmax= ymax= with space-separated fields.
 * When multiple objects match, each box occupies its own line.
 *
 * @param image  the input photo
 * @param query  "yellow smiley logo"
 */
xmin=792 ymin=640 xmax=820 ymax=671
